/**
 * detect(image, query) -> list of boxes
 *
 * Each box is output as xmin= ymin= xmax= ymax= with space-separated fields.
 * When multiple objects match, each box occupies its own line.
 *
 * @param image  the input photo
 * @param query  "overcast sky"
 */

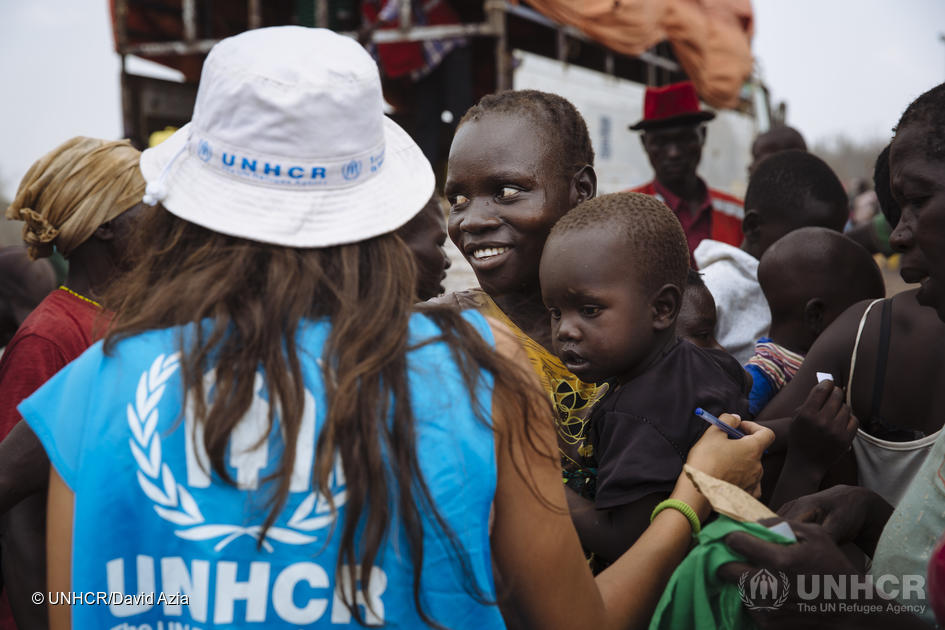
xmin=1 ymin=0 xmax=944 ymax=198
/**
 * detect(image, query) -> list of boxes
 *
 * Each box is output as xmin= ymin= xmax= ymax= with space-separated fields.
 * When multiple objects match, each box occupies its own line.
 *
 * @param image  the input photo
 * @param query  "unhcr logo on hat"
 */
xmin=198 ymin=141 xmax=212 ymax=162
xmin=193 ymin=133 xmax=387 ymax=188
xmin=342 ymin=160 xmax=362 ymax=181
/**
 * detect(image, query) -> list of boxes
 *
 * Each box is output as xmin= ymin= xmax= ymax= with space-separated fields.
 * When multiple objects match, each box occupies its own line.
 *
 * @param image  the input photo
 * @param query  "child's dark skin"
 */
xmin=677 ymin=282 xmax=723 ymax=351
xmin=758 ymin=227 xmax=885 ymax=356
xmin=540 ymin=225 xmax=681 ymax=562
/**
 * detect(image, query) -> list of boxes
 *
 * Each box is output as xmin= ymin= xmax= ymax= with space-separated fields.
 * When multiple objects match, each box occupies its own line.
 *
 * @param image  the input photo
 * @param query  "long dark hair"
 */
xmin=103 ymin=205 xmax=551 ymax=627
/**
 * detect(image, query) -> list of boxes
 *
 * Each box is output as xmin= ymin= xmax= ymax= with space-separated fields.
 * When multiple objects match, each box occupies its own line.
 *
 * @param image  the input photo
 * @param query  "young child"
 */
xmin=677 ymin=269 xmax=723 ymax=350
xmin=540 ymin=192 xmax=751 ymax=564
xmin=694 ymin=150 xmax=849 ymax=363
xmin=745 ymin=227 xmax=885 ymax=415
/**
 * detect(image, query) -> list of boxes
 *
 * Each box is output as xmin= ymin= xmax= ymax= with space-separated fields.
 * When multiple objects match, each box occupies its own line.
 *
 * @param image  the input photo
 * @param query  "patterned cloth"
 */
xmin=744 ymin=337 xmax=804 ymax=416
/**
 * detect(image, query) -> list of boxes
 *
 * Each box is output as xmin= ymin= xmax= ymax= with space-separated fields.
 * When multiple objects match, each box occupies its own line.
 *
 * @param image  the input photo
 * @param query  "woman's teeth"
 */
xmin=473 ymin=247 xmax=509 ymax=260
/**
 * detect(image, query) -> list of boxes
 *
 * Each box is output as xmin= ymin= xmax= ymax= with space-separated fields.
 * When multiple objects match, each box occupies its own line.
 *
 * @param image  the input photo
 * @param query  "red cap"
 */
xmin=629 ymin=81 xmax=715 ymax=131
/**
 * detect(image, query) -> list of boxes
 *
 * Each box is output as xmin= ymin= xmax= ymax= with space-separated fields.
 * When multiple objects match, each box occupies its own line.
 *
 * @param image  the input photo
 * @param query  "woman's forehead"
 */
xmin=448 ymin=115 xmax=553 ymax=182
xmin=891 ymin=125 xmax=945 ymax=186
xmin=452 ymin=112 xmax=549 ymax=155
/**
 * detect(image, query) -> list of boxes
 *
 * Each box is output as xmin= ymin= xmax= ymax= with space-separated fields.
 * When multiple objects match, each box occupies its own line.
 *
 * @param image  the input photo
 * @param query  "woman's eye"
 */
xmin=450 ymin=194 xmax=469 ymax=208
xmin=498 ymin=187 xmax=519 ymax=200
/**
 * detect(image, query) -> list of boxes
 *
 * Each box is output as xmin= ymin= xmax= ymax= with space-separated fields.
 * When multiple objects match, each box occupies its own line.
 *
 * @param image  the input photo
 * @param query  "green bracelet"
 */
xmin=650 ymin=499 xmax=701 ymax=535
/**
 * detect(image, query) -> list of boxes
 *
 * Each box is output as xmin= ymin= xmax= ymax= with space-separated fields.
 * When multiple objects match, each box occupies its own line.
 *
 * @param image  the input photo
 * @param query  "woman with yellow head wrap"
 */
xmin=0 ymin=136 xmax=144 ymax=629
xmin=7 ymin=136 xmax=145 ymax=260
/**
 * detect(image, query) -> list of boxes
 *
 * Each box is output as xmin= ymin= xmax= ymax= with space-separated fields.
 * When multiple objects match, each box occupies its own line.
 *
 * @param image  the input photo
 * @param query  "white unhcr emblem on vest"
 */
xmin=128 ymin=353 xmax=345 ymax=551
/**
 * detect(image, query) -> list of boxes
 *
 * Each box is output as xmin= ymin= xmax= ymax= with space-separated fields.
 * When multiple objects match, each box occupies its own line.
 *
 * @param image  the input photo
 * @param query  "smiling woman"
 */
xmin=439 ymin=89 xmax=607 ymax=495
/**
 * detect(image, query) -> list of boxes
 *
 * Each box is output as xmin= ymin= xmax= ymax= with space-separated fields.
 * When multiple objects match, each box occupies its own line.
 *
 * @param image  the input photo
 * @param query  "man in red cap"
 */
xmin=628 ymin=81 xmax=743 ymax=260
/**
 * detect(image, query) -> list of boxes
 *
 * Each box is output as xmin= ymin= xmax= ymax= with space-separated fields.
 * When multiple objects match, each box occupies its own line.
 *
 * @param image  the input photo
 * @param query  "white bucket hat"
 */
xmin=140 ymin=27 xmax=434 ymax=248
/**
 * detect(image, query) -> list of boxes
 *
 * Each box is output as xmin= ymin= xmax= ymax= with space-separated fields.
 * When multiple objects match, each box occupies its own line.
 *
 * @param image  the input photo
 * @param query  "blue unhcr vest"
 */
xmin=21 ymin=311 xmax=504 ymax=629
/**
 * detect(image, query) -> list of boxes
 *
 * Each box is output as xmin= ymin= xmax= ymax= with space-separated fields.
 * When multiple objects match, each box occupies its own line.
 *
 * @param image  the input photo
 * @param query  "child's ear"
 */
xmin=742 ymin=209 xmax=763 ymax=242
xmin=652 ymin=283 xmax=682 ymax=331
xmin=569 ymin=165 xmax=597 ymax=206
xmin=804 ymin=298 xmax=827 ymax=336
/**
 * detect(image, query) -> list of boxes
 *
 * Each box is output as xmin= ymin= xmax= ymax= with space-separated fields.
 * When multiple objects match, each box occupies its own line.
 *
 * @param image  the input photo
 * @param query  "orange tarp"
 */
xmin=518 ymin=0 xmax=754 ymax=108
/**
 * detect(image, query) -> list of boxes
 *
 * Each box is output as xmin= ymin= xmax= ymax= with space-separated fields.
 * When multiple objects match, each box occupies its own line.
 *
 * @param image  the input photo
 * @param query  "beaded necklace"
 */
xmin=58 ymin=285 xmax=102 ymax=309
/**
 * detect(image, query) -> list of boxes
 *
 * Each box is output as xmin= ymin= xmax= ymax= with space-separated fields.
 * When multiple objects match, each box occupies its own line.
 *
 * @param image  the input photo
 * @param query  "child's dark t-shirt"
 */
xmin=588 ymin=339 xmax=751 ymax=510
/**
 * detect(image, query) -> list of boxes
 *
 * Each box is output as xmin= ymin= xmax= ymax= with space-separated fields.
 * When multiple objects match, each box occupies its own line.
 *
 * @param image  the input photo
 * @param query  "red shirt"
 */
xmin=0 ymin=289 xmax=104 ymax=630
xmin=0 ymin=289 xmax=106 ymax=439
xmin=628 ymin=179 xmax=744 ymax=264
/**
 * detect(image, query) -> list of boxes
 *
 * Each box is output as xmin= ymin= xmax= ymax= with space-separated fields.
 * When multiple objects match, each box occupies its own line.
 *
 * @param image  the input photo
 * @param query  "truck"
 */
xmin=111 ymin=0 xmax=773 ymax=197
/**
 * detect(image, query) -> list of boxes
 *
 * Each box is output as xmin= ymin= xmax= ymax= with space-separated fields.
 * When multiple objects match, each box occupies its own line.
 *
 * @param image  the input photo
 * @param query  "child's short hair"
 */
xmin=549 ymin=192 xmax=689 ymax=295
xmin=459 ymin=89 xmax=594 ymax=181
xmin=745 ymin=150 xmax=848 ymax=231
xmin=686 ymin=268 xmax=705 ymax=288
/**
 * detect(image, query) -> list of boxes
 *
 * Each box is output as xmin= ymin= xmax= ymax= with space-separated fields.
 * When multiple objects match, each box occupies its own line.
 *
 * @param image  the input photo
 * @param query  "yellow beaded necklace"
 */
xmin=58 ymin=285 xmax=102 ymax=309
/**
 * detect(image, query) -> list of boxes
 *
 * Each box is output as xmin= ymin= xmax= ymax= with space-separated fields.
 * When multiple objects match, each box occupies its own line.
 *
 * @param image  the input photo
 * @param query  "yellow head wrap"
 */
xmin=6 ymin=137 xmax=145 ymax=259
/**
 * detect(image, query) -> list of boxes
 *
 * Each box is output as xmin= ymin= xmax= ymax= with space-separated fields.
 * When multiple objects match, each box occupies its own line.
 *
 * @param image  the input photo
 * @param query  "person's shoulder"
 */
xmin=408 ymin=306 xmax=493 ymax=343
xmin=13 ymin=290 xmax=103 ymax=349
xmin=691 ymin=343 xmax=750 ymax=386
xmin=11 ymin=291 xmax=70 ymax=335
xmin=800 ymin=298 xmax=879 ymax=372
xmin=623 ymin=340 xmax=744 ymax=394
xmin=426 ymin=288 xmax=489 ymax=312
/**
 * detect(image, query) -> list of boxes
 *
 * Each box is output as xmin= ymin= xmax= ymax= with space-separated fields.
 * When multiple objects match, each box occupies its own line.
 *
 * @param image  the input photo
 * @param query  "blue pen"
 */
xmin=694 ymin=407 xmax=746 ymax=439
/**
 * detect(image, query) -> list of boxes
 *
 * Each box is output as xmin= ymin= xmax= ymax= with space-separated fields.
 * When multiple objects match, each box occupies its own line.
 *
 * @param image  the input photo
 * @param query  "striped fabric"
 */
xmin=745 ymin=337 xmax=804 ymax=389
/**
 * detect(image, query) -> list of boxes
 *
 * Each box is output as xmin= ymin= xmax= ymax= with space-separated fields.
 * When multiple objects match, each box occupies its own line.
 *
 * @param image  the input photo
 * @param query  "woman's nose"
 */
xmin=889 ymin=212 xmax=915 ymax=252
xmin=457 ymin=199 xmax=502 ymax=234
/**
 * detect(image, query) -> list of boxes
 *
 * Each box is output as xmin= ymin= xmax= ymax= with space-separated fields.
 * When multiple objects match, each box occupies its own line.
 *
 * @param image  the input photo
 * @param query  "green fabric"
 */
xmin=649 ymin=515 xmax=793 ymax=630
xmin=872 ymin=213 xmax=894 ymax=256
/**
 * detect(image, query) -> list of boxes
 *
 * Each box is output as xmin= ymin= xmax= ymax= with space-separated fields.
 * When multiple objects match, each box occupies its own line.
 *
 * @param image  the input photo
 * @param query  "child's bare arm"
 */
xmin=0 ymin=421 xmax=49 ymax=514
xmin=567 ymin=488 xmax=666 ymax=564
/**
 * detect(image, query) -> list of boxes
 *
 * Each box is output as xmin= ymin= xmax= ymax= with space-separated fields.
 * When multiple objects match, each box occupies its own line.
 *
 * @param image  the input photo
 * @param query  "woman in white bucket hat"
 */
xmin=18 ymin=27 xmax=770 ymax=629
